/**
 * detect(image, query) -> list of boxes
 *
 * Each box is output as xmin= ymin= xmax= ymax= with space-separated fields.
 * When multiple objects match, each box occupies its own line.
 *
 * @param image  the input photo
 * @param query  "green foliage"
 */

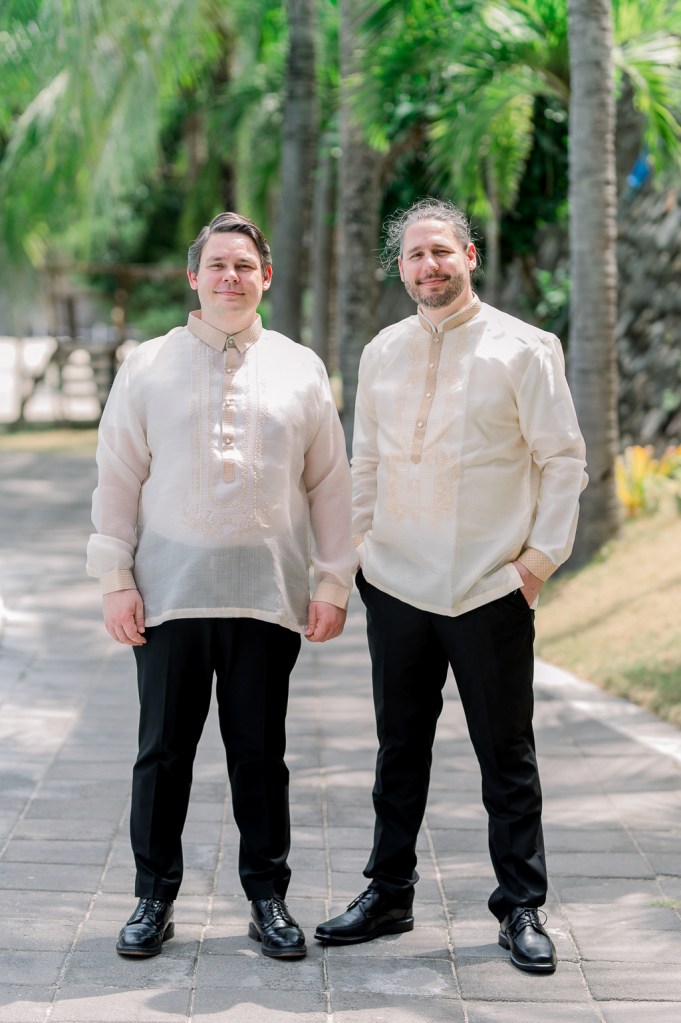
xmin=2 ymin=0 xmax=681 ymax=323
xmin=0 ymin=0 xmax=287 ymax=277
xmin=605 ymin=658 xmax=681 ymax=726
xmin=613 ymin=0 xmax=681 ymax=169
xmin=532 ymin=263 xmax=570 ymax=332
xmin=0 ymin=1 xmax=214 ymax=268
xmin=127 ymin=296 xmax=190 ymax=342
xmin=360 ymin=0 xmax=681 ymax=273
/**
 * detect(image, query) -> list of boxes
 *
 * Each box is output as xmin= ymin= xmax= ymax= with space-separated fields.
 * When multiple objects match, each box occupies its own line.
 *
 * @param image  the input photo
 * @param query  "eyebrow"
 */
xmin=207 ymin=255 xmax=258 ymax=265
xmin=404 ymin=243 xmax=454 ymax=257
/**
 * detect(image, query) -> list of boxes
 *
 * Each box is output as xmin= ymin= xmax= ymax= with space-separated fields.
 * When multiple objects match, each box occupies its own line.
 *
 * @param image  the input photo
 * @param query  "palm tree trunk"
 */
xmin=567 ymin=0 xmax=621 ymax=566
xmin=483 ymin=159 xmax=501 ymax=307
xmin=337 ymin=0 xmax=383 ymax=449
xmin=270 ymin=0 xmax=317 ymax=342
xmin=309 ymin=138 xmax=337 ymax=365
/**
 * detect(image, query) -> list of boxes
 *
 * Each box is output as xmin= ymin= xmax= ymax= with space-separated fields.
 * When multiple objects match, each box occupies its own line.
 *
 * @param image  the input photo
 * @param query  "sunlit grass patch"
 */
xmin=536 ymin=501 xmax=681 ymax=726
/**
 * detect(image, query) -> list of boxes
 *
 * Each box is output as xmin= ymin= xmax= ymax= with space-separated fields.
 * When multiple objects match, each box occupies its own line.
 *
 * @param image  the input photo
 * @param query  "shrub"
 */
xmin=615 ymin=444 xmax=681 ymax=517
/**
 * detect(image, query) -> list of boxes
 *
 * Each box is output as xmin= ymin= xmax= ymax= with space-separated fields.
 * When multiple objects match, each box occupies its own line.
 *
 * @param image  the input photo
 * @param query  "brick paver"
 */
xmin=1 ymin=449 xmax=680 ymax=1023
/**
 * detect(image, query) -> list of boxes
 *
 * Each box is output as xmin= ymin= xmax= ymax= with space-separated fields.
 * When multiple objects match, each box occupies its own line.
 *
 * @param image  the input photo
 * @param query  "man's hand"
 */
xmin=512 ymin=562 xmax=543 ymax=607
xmin=103 ymin=589 xmax=146 ymax=646
xmin=305 ymin=600 xmax=347 ymax=643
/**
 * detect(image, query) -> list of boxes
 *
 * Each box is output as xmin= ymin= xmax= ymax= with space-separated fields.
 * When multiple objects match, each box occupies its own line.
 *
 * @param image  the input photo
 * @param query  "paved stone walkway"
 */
xmin=1 ymin=448 xmax=680 ymax=1023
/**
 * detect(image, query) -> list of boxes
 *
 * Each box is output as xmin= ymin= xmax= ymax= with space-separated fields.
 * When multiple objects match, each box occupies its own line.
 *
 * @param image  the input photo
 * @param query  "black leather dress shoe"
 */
xmin=248 ymin=896 xmax=307 ymax=958
xmin=314 ymin=887 xmax=414 ymax=945
xmin=498 ymin=906 xmax=557 ymax=973
xmin=116 ymin=898 xmax=175 ymax=957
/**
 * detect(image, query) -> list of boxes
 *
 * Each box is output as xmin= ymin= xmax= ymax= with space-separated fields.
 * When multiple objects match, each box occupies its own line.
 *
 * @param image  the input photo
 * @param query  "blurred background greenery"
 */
xmin=1 ymin=0 xmax=681 ymax=557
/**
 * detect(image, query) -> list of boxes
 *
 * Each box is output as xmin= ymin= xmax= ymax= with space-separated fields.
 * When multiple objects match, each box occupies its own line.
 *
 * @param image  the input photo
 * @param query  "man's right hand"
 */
xmin=103 ymin=589 xmax=146 ymax=646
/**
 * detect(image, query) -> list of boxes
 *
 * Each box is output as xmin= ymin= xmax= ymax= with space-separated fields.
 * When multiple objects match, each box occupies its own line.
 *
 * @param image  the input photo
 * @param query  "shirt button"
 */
xmin=226 ymin=368 xmax=233 ymax=374
xmin=417 ymin=421 xmax=424 ymax=428
xmin=429 ymin=363 xmax=435 ymax=368
xmin=426 ymin=392 xmax=432 ymax=398
xmin=223 ymin=438 xmax=232 ymax=447
xmin=227 ymin=338 xmax=235 ymax=347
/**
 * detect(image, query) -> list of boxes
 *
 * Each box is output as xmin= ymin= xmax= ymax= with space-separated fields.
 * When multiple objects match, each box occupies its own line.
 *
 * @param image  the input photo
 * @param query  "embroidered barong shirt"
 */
xmin=87 ymin=312 xmax=356 ymax=633
xmin=351 ymin=297 xmax=588 ymax=616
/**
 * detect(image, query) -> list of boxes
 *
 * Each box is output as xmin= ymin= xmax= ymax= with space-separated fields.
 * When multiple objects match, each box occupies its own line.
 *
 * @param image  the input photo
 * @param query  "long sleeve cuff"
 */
xmin=311 ymin=581 xmax=351 ymax=610
xmin=517 ymin=548 xmax=558 ymax=582
xmin=100 ymin=569 xmax=137 ymax=595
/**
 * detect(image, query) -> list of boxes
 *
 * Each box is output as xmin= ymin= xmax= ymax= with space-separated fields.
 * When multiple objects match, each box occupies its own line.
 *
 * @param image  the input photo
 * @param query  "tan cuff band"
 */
xmin=517 ymin=549 xmax=557 ymax=582
xmin=311 ymin=582 xmax=351 ymax=610
xmin=100 ymin=569 xmax=137 ymax=595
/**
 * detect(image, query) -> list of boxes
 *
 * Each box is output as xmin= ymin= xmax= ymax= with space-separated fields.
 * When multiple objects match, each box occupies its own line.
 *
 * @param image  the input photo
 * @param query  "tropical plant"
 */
xmin=0 ymin=1 xmax=290 ymax=299
xmin=356 ymin=0 xmax=681 ymax=299
xmin=615 ymin=443 xmax=681 ymax=516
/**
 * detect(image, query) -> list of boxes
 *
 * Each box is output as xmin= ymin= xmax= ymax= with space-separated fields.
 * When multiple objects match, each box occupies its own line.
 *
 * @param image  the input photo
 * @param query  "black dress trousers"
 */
xmin=131 ymin=616 xmax=301 ymax=902
xmin=357 ymin=571 xmax=547 ymax=922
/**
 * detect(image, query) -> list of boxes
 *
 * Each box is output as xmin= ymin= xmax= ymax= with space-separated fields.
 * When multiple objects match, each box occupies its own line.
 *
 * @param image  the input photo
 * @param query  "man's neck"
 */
xmin=419 ymin=290 xmax=478 ymax=329
xmin=198 ymin=309 xmax=260 ymax=335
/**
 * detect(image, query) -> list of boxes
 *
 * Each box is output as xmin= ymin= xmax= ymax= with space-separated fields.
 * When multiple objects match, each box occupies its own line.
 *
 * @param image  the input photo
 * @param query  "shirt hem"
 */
xmin=359 ymin=571 xmax=523 ymax=619
xmin=143 ymin=607 xmax=306 ymax=634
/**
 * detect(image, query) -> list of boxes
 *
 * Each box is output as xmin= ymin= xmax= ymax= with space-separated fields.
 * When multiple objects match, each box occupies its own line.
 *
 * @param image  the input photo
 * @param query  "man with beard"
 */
xmin=314 ymin=199 xmax=587 ymax=974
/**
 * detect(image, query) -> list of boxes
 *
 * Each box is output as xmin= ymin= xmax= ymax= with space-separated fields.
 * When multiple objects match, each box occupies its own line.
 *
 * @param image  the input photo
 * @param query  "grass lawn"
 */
xmin=536 ymin=499 xmax=681 ymax=727
xmin=0 ymin=425 xmax=98 ymax=455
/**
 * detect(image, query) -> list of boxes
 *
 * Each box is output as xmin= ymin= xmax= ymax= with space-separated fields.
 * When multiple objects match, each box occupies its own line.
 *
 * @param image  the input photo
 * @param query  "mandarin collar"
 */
xmin=187 ymin=310 xmax=263 ymax=353
xmin=417 ymin=294 xmax=482 ymax=335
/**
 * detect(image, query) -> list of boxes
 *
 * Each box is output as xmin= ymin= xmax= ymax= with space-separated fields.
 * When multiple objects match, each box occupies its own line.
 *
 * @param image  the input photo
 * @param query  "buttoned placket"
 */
xmin=221 ymin=337 xmax=239 ymax=482
xmin=411 ymin=331 xmax=443 ymax=464
xmin=412 ymin=296 xmax=482 ymax=464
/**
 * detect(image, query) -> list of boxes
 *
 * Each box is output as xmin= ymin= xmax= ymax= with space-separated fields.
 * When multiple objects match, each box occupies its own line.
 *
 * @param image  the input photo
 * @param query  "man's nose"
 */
xmin=222 ymin=266 xmax=238 ymax=280
xmin=423 ymin=252 xmax=439 ymax=270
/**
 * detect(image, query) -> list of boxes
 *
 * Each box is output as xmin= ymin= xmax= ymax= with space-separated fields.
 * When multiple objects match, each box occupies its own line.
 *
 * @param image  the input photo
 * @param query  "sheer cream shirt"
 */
xmin=351 ymin=297 xmax=588 ymax=616
xmin=86 ymin=311 xmax=356 ymax=633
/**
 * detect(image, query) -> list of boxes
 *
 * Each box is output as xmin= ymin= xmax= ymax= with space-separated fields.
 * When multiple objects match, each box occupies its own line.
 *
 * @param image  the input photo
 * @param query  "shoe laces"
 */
xmin=260 ymin=896 xmax=294 ymax=925
xmin=131 ymin=897 xmax=170 ymax=923
xmin=346 ymin=887 xmax=375 ymax=911
xmin=507 ymin=907 xmax=547 ymax=936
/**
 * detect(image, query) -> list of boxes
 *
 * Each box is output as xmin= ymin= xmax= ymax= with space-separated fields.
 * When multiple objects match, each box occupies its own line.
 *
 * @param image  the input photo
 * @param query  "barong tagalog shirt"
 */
xmin=351 ymin=296 xmax=588 ymax=617
xmin=86 ymin=311 xmax=356 ymax=633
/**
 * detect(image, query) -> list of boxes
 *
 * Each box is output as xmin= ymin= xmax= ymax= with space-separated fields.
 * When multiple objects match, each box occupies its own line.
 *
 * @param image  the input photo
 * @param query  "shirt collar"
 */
xmin=187 ymin=310 xmax=263 ymax=353
xmin=417 ymin=294 xmax=482 ymax=335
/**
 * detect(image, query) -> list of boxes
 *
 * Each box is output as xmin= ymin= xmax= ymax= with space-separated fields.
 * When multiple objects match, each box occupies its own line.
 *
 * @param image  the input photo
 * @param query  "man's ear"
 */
xmin=262 ymin=266 xmax=273 ymax=291
xmin=467 ymin=244 xmax=477 ymax=271
xmin=187 ymin=269 xmax=198 ymax=291
xmin=397 ymin=256 xmax=405 ymax=282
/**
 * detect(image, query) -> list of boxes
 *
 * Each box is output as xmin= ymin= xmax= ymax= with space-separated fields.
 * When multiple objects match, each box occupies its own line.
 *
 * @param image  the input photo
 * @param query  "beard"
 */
xmin=405 ymin=270 xmax=468 ymax=310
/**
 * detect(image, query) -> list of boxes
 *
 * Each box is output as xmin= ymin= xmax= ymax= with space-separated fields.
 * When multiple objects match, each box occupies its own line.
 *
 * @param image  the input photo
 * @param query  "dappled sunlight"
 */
xmin=0 ymin=703 xmax=79 ymax=756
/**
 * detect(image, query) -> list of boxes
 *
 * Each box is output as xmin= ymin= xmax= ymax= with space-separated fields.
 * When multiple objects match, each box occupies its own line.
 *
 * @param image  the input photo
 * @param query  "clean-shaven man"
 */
xmin=88 ymin=212 xmax=356 ymax=960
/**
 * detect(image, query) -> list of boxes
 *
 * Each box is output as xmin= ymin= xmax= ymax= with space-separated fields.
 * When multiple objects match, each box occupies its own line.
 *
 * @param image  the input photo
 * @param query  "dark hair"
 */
xmin=187 ymin=212 xmax=272 ymax=274
xmin=382 ymin=198 xmax=474 ymax=272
